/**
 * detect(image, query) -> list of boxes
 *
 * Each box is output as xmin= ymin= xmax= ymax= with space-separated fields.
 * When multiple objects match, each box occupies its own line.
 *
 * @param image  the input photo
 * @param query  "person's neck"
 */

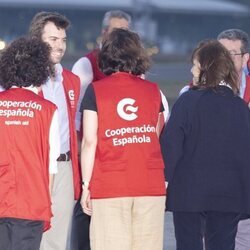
xmin=51 ymin=63 xmax=60 ymax=82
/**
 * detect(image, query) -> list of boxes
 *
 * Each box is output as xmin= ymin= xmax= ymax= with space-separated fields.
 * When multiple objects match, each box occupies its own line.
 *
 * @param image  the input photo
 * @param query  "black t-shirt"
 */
xmin=80 ymin=84 xmax=97 ymax=112
xmin=80 ymin=83 xmax=164 ymax=113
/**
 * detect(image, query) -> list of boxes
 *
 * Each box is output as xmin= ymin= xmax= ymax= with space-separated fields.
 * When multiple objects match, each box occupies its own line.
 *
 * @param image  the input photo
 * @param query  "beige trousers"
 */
xmin=90 ymin=196 xmax=166 ymax=250
xmin=40 ymin=161 xmax=75 ymax=250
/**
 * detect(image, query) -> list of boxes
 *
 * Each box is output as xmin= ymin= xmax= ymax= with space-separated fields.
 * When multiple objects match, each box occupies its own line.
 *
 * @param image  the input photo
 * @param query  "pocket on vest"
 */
xmin=147 ymin=159 xmax=164 ymax=169
xmin=99 ymin=161 xmax=126 ymax=172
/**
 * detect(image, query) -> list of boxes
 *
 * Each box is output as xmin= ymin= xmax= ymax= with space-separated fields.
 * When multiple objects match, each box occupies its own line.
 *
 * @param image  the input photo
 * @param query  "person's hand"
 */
xmin=80 ymin=188 xmax=92 ymax=216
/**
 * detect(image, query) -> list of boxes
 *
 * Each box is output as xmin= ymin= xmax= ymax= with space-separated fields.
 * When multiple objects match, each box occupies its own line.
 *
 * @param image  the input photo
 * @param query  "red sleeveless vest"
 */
xmin=85 ymin=49 xmax=106 ymax=81
xmin=90 ymin=72 xmax=166 ymax=198
xmin=62 ymin=69 xmax=81 ymax=200
xmin=39 ymin=69 xmax=81 ymax=200
xmin=0 ymin=88 xmax=56 ymax=231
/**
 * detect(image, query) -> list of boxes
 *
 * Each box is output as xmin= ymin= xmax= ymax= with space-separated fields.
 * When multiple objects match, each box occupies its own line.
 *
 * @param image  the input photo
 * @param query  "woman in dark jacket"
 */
xmin=161 ymin=40 xmax=250 ymax=250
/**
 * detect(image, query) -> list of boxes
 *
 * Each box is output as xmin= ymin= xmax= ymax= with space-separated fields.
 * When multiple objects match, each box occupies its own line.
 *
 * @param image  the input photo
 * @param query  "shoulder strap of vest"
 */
xmin=85 ymin=49 xmax=99 ymax=68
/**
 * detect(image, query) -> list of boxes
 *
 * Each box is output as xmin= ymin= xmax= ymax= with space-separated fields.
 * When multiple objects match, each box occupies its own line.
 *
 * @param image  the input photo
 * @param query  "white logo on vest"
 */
xmin=68 ymin=90 xmax=75 ymax=101
xmin=68 ymin=90 xmax=76 ymax=108
xmin=117 ymin=98 xmax=138 ymax=121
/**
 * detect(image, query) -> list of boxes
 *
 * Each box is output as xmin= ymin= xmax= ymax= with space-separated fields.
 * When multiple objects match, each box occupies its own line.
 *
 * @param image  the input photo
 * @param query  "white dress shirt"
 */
xmin=42 ymin=64 xmax=70 ymax=154
xmin=239 ymin=72 xmax=246 ymax=99
xmin=72 ymin=57 xmax=93 ymax=131
xmin=49 ymin=110 xmax=60 ymax=174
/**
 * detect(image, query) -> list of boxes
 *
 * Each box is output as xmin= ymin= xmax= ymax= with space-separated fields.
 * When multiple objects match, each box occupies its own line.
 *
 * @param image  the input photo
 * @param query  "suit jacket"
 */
xmin=161 ymin=86 xmax=250 ymax=214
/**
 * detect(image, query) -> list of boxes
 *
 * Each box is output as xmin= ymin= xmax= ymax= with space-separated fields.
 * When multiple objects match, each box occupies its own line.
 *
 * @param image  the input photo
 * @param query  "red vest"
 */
xmin=62 ymin=69 xmax=81 ymax=200
xmin=39 ymin=69 xmax=81 ymax=200
xmin=84 ymin=51 xmax=167 ymax=133
xmin=85 ymin=49 xmax=106 ymax=81
xmin=91 ymin=72 xmax=166 ymax=198
xmin=0 ymin=88 xmax=56 ymax=231
xmin=243 ymin=75 xmax=250 ymax=104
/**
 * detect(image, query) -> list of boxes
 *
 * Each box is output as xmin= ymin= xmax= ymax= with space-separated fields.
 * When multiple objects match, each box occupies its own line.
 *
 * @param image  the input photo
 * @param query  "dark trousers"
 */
xmin=70 ymin=199 xmax=91 ymax=250
xmin=173 ymin=211 xmax=242 ymax=250
xmin=0 ymin=218 xmax=43 ymax=250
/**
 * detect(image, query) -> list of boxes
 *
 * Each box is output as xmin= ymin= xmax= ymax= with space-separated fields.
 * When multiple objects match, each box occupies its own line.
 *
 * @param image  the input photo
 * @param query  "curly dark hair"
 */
xmin=0 ymin=36 xmax=54 ymax=89
xmin=191 ymin=40 xmax=239 ymax=94
xmin=98 ymin=28 xmax=150 ymax=76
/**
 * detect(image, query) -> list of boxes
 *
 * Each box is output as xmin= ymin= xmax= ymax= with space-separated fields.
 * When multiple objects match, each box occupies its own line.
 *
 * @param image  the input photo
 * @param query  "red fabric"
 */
xmin=247 ymin=59 xmax=250 ymax=75
xmin=91 ymin=72 xmax=166 ymax=199
xmin=62 ymin=69 xmax=81 ymax=200
xmin=85 ymin=49 xmax=106 ymax=81
xmin=38 ymin=69 xmax=81 ymax=200
xmin=243 ymin=75 xmax=250 ymax=104
xmin=0 ymin=88 xmax=56 ymax=231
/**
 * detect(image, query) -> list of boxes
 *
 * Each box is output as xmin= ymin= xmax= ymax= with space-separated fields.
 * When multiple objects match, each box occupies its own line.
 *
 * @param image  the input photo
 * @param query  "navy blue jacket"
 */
xmin=161 ymin=86 xmax=250 ymax=213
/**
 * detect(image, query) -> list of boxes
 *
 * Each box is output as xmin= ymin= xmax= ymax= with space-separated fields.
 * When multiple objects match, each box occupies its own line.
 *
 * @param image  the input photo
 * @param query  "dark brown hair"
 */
xmin=29 ymin=11 xmax=70 ymax=39
xmin=98 ymin=28 xmax=150 ymax=76
xmin=192 ymin=40 xmax=239 ymax=94
xmin=0 ymin=37 xmax=54 ymax=89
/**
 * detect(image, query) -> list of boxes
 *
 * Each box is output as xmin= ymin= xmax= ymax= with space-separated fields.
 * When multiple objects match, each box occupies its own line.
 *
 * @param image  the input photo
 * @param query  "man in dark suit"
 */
xmin=217 ymin=29 xmax=250 ymax=250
